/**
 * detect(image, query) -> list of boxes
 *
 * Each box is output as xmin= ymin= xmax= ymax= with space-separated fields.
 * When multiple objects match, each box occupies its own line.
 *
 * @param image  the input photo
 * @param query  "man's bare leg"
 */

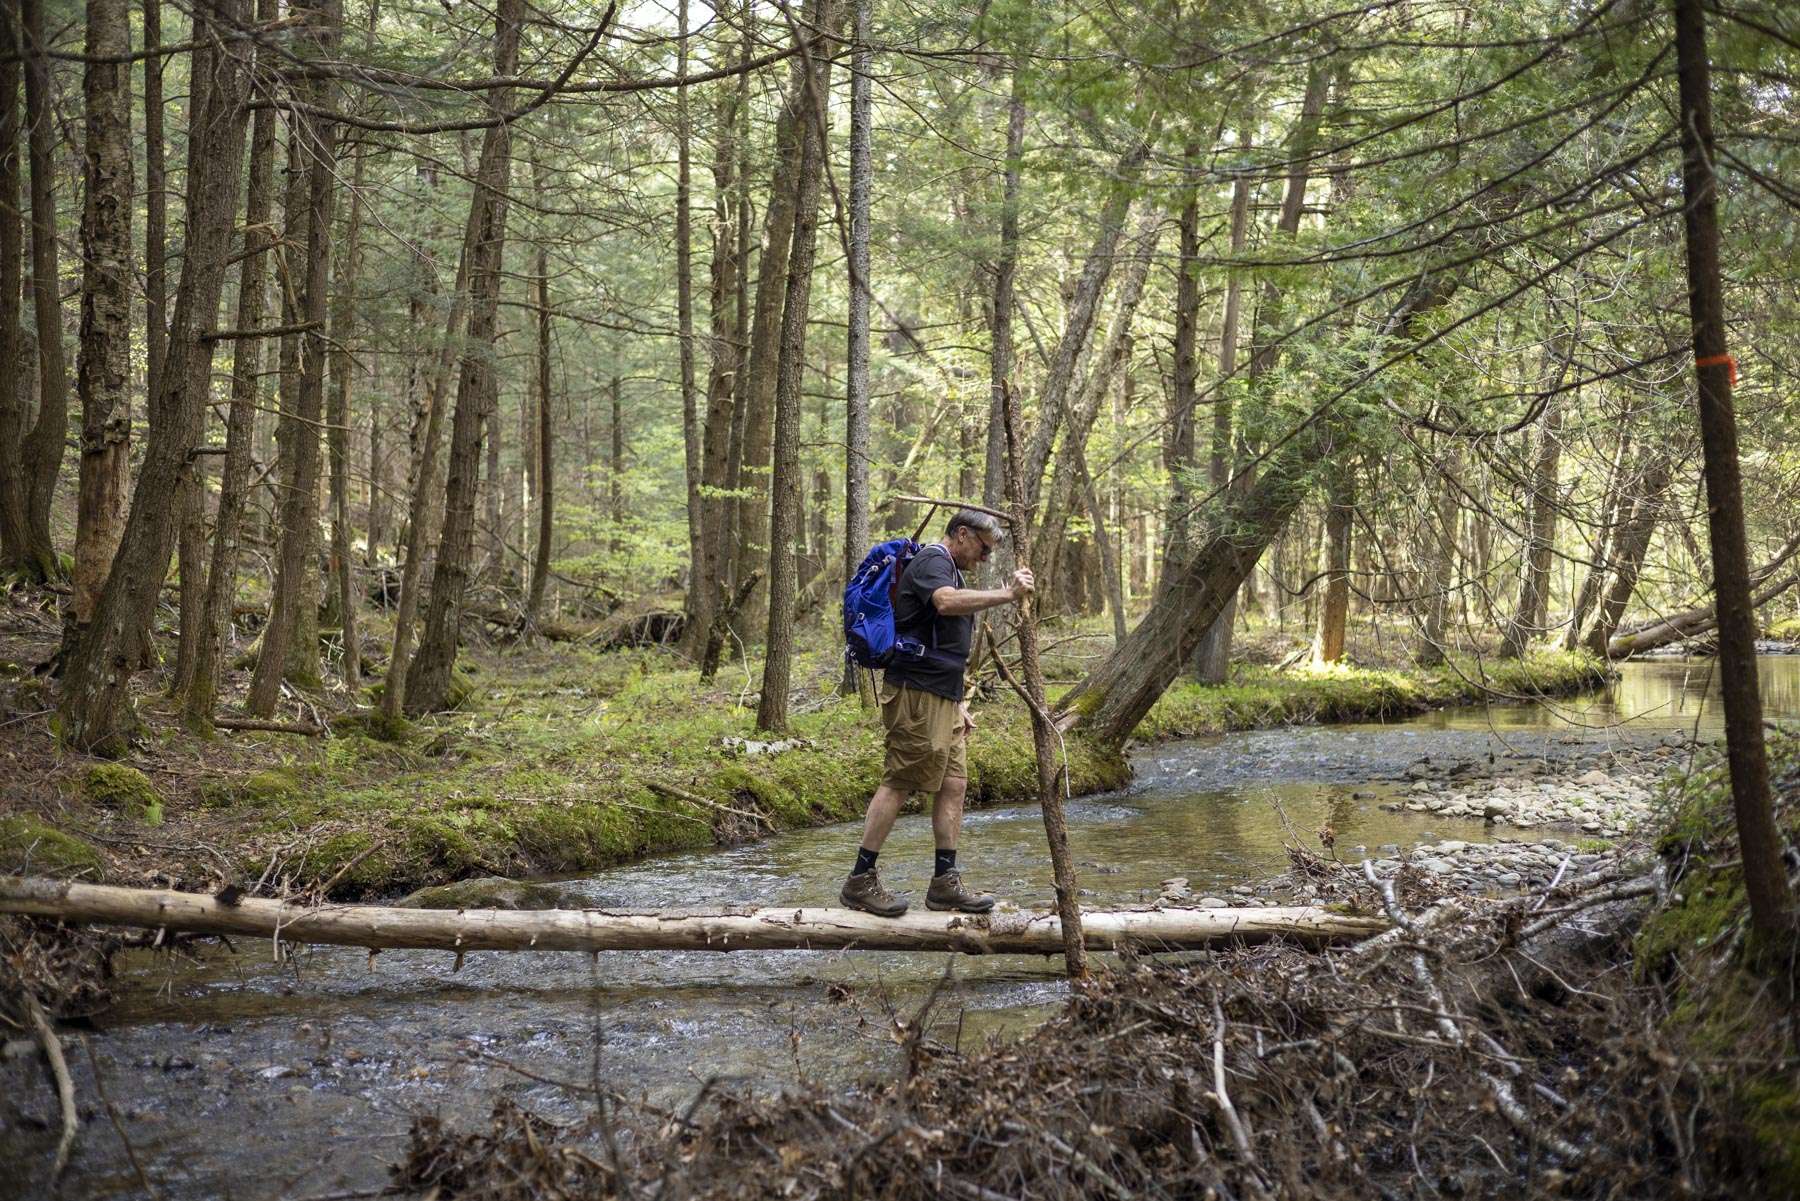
xmin=856 ymin=783 xmax=911 ymax=855
xmin=926 ymin=774 xmax=993 ymax=912
xmin=931 ymin=774 xmax=967 ymax=851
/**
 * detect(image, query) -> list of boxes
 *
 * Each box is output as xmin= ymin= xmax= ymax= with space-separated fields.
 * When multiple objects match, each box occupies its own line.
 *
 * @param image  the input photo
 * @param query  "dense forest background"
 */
xmin=0 ymin=0 xmax=1795 ymax=750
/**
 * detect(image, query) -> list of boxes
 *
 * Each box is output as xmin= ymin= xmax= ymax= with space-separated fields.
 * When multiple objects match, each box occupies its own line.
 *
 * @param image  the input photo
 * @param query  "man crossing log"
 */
xmin=839 ymin=510 xmax=1034 ymax=919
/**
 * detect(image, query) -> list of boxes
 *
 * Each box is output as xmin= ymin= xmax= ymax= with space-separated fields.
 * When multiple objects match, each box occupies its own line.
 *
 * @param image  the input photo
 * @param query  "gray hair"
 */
xmin=945 ymin=509 xmax=1002 ymax=541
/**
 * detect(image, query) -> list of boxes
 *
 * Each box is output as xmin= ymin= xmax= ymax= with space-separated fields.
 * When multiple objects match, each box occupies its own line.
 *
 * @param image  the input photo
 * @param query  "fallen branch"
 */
xmin=644 ymin=779 xmax=774 ymax=829
xmin=0 ymin=876 xmax=1387 ymax=956
xmin=22 ymin=991 xmax=77 ymax=1182
xmin=212 ymin=716 xmax=326 ymax=736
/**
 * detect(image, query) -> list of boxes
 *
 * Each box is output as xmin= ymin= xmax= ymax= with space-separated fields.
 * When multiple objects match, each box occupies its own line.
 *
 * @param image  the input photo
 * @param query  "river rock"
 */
xmin=397 ymin=876 xmax=583 ymax=911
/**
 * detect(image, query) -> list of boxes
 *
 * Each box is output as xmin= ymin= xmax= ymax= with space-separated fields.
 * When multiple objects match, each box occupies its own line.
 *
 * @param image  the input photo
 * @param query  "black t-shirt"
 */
xmin=884 ymin=544 xmax=972 ymax=701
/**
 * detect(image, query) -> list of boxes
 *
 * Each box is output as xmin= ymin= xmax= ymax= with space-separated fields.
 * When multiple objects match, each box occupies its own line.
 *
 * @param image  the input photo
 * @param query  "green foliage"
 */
xmin=82 ymin=763 xmax=164 ymax=826
xmin=0 ymin=816 xmax=104 ymax=878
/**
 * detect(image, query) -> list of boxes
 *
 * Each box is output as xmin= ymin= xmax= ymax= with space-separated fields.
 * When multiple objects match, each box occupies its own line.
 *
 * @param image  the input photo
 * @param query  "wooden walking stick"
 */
xmin=999 ymin=382 xmax=1087 ymax=978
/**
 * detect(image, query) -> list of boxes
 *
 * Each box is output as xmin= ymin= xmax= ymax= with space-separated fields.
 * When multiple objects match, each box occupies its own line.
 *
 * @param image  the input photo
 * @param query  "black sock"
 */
xmin=934 ymin=848 xmax=957 ymax=877
xmin=853 ymin=846 xmax=880 ymax=876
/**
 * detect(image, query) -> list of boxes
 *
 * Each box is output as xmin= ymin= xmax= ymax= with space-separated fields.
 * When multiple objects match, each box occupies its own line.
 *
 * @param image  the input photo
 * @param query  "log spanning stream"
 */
xmin=4 ymin=656 xmax=1797 ymax=1200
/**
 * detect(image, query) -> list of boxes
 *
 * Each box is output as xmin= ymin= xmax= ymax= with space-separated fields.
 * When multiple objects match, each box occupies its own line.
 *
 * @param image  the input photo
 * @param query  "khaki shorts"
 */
xmin=879 ymin=680 xmax=967 ymax=793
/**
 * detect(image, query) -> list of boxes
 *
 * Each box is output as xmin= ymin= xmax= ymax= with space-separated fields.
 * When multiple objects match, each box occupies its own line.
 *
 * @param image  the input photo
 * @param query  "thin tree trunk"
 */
xmin=1414 ymin=443 xmax=1462 ymax=667
xmin=184 ymin=2 xmax=276 ymax=732
xmin=1563 ymin=427 xmax=1635 ymax=649
xmin=70 ymin=0 xmax=135 ymax=634
xmin=755 ymin=0 xmax=833 ymax=734
xmin=249 ymin=11 xmax=340 ymax=716
xmin=16 ymin=0 xmax=67 ymax=581
xmin=1311 ymin=464 xmax=1353 ymax=665
xmin=1671 ymin=0 xmax=1791 ymax=939
xmin=695 ymin=41 xmax=745 ymax=658
xmin=675 ymin=0 xmax=705 ymax=645
xmin=1186 ymin=128 xmax=1253 ymax=677
xmin=1195 ymin=75 xmax=1327 ymax=683
xmin=57 ymin=2 xmax=253 ymax=753
xmin=0 ymin=3 xmax=26 ymax=570
xmin=840 ymin=0 xmax=872 ymax=694
xmin=1580 ymin=453 xmax=1672 ymax=655
xmin=143 ymin=0 xmax=166 ymax=405
xmin=380 ymin=242 xmax=468 ymax=724
xmin=1501 ymin=396 xmax=1563 ymax=657
xmin=405 ymin=0 xmax=523 ymax=716
xmin=982 ymin=76 xmax=1025 ymax=513
xmin=1019 ymin=133 xmax=1156 ymax=511
xmin=525 ymin=243 xmax=553 ymax=626
xmin=734 ymin=34 xmax=812 ymax=642
xmin=328 ymin=99 xmax=368 ymax=693
xmin=1163 ymin=141 xmax=1203 ymax=571
xmin=609 ymin=374 xmax=624 ymax=542
xmin=1000 ymin=385 xmax=1086 ymax=979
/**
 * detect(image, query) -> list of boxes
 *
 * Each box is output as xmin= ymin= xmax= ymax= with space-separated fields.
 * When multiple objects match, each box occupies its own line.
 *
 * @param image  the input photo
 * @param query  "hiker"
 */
xmin=841 ymin=510 xmax=1034 ymax=918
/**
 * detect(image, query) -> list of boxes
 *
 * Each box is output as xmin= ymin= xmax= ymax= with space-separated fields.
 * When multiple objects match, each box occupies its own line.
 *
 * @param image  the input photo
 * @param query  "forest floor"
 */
xmin=1 ymin=584 xmax=1615 ymax=903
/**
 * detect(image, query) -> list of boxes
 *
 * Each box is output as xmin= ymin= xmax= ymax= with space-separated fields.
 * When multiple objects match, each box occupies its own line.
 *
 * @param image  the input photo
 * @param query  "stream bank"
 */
xmin=5 ymin=657 xmax=1791 ymax=1199
xmin=1 ymin=647 xmax=1609 ymax=901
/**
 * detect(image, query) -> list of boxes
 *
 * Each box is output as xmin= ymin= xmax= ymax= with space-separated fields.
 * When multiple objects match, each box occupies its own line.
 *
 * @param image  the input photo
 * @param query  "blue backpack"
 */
xmin=843 ymin=537 xmax=921 ymax=668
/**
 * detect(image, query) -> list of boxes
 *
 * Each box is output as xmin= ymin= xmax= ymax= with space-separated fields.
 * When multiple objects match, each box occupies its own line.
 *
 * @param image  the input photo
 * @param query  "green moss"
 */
xmin=1767 ymin=616 xmax=1800 ymax=641
xmin=0 ymin=816 xmax=104 ymax=878
xmin=82 ymin=762 xmax=163 ymax=825
xmin=1637 ymin=725 xmax=1800 ymax=1184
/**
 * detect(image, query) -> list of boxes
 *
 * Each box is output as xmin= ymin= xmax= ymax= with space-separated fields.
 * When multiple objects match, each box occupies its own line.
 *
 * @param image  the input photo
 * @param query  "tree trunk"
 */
xmin=734 ymin=33 xmax=812 ymax=642
xmin=1311 ymin=464 xmax=1353 ymax=665
xmin=839 ymin=0 xmax=873 ymax=694
xmin=693 ymin=35 xmax=747 ymax=660
xmin=525 ymin=243 xmax=553 ymax=626
xmin=982 ymin=77 xmax=1025 ymax=513
xmin=143 ymin=0 xmax=166 ymax=408
xmin=1413 ymin=443 xmax=1462 ymax=667
xmin=0 ymin=876 xmax=1386 ymax=955
xmin=405 ymin=0 xmax=523 ymax=716
xmin=380 ymin=242 xmax=469 ymax=723
xmin=15 ymin=0 xmax=67 ymax=581
xmin=1579 ymin=452 xmax=1672 ymax=655
xmin=1000 ymin=386 xmax=1087 ymax=978
xmin=675 ymin=0 xmax=705 ymax=647
xmin=249 ymin=16 xmax=340 ymax=716
xmin=1670 ymin=0 xmax=1790 ymax=939
xmin=1196 ymin=74 xmax=1329 ymax=682
xmin=1018 ymin=133 xmax=1156 ymax=511
xmin=56 ymin=3 xmax=253 ymax=753
xmin=755 ymin=0 xmax=833 ymax=734
xmin=328 ymin=103 xmax=368 ymax=693
xmin=70 ymin=0 xmax=135 ymax=635
xmin=1163 ymin=141 xmax=1204 ymax=572
xmin=1562 ymin=427 xmax=1635 ymax=650
xmin=1501 ymin=396 xmax=1562 ymax=657
xmin=183 ymin=5 xmax=277 ymax=732
xmin=608 ymin=374 xmax=624 ymax=542
xmin=0 ymin=3 xmax=26 ymax=570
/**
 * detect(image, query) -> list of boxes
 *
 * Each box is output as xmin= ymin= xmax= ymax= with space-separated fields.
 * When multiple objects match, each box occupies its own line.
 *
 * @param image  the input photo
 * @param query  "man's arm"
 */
xmin=931 ymin=568 xmax=1034 ymax=617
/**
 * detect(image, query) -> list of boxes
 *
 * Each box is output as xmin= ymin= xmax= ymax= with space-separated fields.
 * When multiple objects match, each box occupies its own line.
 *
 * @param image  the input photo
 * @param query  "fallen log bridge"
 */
xmin=0 ymin=876 xmax=1387 ymax=955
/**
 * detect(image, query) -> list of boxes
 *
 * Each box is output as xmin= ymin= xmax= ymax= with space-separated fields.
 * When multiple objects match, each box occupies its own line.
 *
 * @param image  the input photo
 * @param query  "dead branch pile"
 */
xmin=397 ymin=850 xmax=1777 ymax=1200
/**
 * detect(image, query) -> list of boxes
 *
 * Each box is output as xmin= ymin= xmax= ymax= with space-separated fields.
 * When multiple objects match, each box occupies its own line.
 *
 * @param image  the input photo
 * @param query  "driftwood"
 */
xmin=212 ymin=716 xmax=326 ymax=736
xmin=1608 ymin=568 xmax=1799 ymax=657
xmin=0 ymin=876 xmax=1387 ymax=955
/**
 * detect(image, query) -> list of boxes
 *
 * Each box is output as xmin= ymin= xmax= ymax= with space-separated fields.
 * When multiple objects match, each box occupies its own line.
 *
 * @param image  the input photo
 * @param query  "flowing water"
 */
xmin=5 ymin=657 xmax=1797 ymax=1199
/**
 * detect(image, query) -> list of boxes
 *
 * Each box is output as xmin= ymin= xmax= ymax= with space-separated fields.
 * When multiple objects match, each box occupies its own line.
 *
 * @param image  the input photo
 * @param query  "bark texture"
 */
xmin=57 ymin=5 xmax=254 ymax=752
xmin=405 ymin=0 xmax=523 ymax=715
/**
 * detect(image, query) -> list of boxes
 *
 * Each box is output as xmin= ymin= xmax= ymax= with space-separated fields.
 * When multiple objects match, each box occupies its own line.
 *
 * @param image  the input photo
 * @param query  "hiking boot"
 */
xmin=926 ymin=870 xmax=995 ymax=914
xmin=841 ymin=869 xmax=909 ymax=918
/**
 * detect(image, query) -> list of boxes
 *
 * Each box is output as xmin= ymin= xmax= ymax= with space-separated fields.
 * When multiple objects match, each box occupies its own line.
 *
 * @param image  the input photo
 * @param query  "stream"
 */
xmin=5 ymin=656 xmax=1798 ymax=1199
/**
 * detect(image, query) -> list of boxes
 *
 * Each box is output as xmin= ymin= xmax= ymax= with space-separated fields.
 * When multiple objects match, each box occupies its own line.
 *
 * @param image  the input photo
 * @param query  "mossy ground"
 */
xmin=1636 ymin=724 xmax=1800 ymax=1190
xmin=1134 ymin=651 xmax=1610 ymax=740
